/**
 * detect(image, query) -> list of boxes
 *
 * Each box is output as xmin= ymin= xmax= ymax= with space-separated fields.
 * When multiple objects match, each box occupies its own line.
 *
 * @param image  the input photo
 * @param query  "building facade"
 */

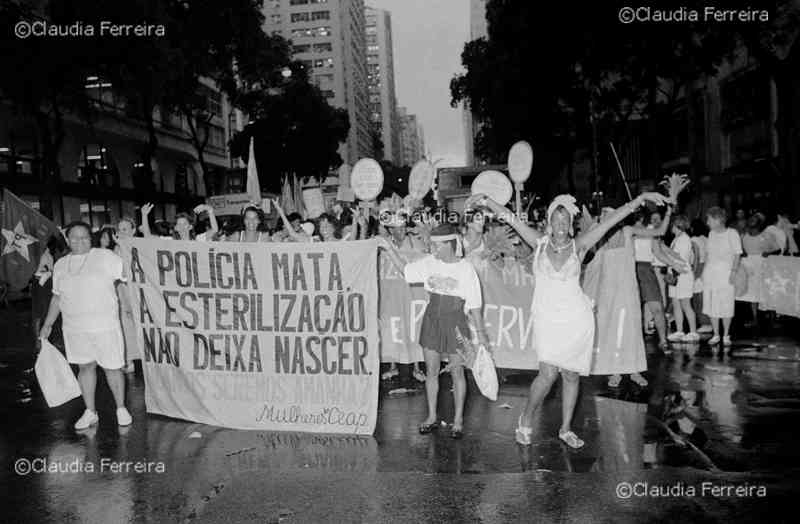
xmin=0 ymin=77 xmax=242 ymax=228
xmin=262 ymin=0 xmax=372 ymax=166
xmin=463 ymin=0 xmax=489 ymax=166
xmin=398 ymin=106 xmax=425 ymax=167
xmin=365 ymin=6 xmax=401 ymax=165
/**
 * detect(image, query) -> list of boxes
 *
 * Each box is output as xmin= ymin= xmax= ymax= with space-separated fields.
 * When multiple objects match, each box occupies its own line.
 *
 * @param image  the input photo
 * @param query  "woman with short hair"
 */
xmin=39 ymin=221 xmax=132 ymax=429
xmin=703 ymin=207 xmax=743 ymax=346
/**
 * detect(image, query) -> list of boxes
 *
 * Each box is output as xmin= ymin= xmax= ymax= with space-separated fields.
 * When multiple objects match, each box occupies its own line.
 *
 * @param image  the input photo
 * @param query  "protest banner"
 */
xmin=119 ymin=238 xmax=380 ymax=434
xmin=378 ymin=253 xmax=539 ymax=370
xmin=760 ymin=256 xmax=800 ymax=319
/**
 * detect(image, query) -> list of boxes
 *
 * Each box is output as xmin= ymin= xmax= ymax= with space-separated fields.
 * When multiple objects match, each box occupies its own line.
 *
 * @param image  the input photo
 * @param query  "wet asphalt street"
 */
xmin=2 ymin=301 xmax=800 ymax=523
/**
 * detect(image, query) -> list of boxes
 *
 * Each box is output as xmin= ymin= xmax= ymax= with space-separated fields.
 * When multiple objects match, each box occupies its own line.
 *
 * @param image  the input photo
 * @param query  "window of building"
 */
xmin=311 ymin=10 xmax=330 ymax=20
xmin=292 ymin=44 xmax=311 ymax=53
xmin=271 ymin=14 xmax=282 ymax=24
xmin=366 ymin=34 xmax=377 ymax=45
xmin=209 ymin=125 xmax=226 ymax=150
xmin=291 ymin=12 xmax=310 ymax=23
xmin=366 ymin=26 xmax=377 ymax=34
xmin=314 ymin=26 xmax=331 ymax=36
xmin=290 ymin=0 xmax=308 ymax=5
xmin=299 ymin=59 xmax=313 ymax=70
xmin=309 ymin=0 xmax=327 ymax=3
xmin=291 ymin=28 xmax=313 ymax=38
xmin=314 ymin=57 xmax=334 ymax=68
xmin=0 ymin=137 xmax=39 ymax=181
xmin=369 ymin=94 xmax=380 ymax=103
xmin=367 ymin=45 xmax=379 ymax=52
xmin=77 ymin=144 xmax=118 ymax=187
xmin=313 ymin=42 xmax=332 ymax=52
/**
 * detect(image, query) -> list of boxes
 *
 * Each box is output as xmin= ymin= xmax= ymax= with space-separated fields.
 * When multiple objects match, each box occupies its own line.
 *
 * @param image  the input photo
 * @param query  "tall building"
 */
xmin=262 ymin=0 xmax=372 ymax=166
xmin=463 ymin=0 xmax=489 ymax=166
xmin=365 ymin=6 xmax=401 ymax=165
xmin=398 ymin=106 xmax=425 ymax=167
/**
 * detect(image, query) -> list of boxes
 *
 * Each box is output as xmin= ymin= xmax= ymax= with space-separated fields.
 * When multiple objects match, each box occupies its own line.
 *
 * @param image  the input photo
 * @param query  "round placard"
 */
xmin=408 ymin=160 xmax=435 ymax=199
xmin=508 ymin=141 xmax=533 ymax=183
xmin=350 ymin=158 xmax=384 ymax=201
xmin=471 ymin=170 xmax=513 ymax=206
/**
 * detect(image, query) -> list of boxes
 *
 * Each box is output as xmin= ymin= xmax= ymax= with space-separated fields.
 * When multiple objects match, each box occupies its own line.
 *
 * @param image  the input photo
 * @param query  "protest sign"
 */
xmin=408 ymin=160 xmax=435 ymax=200
xmin=471 ymin=171 xmax=513 ymax=206
xmin=119 ymin=238 xmax=380 ymax=434
xmin=302 ymin=187 xmax=326 ymax=219
xmin=207 ymin=193 xmax=252 ymax=216
xmin=351 ymin=159 xmax=384 ymax=202
xmin=508 ymin=141 xmax=533 ymax=183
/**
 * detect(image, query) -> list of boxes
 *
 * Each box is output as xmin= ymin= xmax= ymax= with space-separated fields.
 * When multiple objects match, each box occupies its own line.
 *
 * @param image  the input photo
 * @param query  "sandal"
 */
xmin=450 ymin=426 xmax=464 ymax=439
xmin=559 ymin=430 xmax=585 ymax=449
xmin=608 ymin=374 xmax=622 ymax=388
xmin=515 ymin=415 xmax=532 ymax=445
xmin=418 ymin=421 xmax=439 ymax=434
xmin=630 ymin=373 xmax=648 ymax=387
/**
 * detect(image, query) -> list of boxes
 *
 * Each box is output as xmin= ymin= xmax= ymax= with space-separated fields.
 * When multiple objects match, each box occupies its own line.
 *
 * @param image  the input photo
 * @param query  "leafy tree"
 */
xmin=229 ymin=64 xmax=349 ymax=193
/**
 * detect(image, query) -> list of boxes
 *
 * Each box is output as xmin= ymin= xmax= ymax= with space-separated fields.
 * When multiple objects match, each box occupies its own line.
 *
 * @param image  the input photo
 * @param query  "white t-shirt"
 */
xmin=764 ymin=225 xmax=787 ymax=253
xmin=671 ymin=233 xmax=692 ymax=265
xmin=53 ymin=248 xmax=125 ymax=332
xmin=404 ymin=255 xmax=482 ymax=311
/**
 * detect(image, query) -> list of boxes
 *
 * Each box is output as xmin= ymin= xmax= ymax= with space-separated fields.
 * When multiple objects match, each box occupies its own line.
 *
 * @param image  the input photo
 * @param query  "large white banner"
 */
xmin=119 ymin=238 xmax=380 ymax=434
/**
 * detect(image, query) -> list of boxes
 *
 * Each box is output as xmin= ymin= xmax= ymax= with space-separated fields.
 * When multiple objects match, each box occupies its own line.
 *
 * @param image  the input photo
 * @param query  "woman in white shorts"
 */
xmin=667 ymin=215 xmax=699 ymax=343
xmin=39 ymin=222 xmax=132 ymax=430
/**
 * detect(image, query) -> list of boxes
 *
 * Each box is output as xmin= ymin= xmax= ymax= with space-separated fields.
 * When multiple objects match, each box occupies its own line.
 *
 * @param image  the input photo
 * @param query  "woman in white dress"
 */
xmin=703 ymin=207 xmax=743 ymax=347
xmin=472 ymin=191 xmax=671 ymax=448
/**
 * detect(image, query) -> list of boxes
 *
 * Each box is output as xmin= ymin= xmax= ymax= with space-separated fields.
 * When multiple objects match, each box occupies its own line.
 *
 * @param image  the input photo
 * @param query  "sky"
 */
xmin=367 ymin=0 xmax=470 ymax=168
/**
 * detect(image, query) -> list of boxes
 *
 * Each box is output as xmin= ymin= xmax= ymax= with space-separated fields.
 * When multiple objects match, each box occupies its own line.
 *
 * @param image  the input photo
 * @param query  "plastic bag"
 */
xmin=472 ymin=344 xmax=499 ymax=401
xmin=35 ymin=339 xmax=81 ymax=407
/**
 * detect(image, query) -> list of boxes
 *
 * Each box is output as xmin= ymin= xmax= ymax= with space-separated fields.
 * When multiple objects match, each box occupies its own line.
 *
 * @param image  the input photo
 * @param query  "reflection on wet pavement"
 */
xmin=2 ymin=325 xmax=800 ymax=521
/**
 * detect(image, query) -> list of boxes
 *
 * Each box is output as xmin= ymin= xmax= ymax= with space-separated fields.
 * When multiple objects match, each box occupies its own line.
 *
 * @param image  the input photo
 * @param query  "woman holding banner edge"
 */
xmin=467 ymin=190 xmax=672 ymax=448
xmin=380 ymin=223 xmax=489 ymax=439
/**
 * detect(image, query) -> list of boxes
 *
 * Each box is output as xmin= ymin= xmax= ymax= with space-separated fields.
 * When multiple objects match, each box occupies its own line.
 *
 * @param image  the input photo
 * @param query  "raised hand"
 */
xmin=639 ymin=192 xmax=671 ymax=207
xmin=141 ymin=203 xmax=154 ymax=216
xmin=659 ymin=173 xmax=690 ymax=203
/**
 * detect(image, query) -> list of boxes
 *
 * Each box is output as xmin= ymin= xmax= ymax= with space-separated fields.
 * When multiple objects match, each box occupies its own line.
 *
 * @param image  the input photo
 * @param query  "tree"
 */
xmin=0 ymin=1 xmax=96 ymax=217
xmin=229 ymin=64 xmax=350 ymax=193
xmin=451 ymin=1 xmax=736 ymax=200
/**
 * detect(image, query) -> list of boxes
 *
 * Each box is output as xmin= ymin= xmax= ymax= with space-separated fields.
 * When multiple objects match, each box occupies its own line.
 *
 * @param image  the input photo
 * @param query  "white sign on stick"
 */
xmin=471 ymin=170 xmax=513 ymax=206
xmin=508 ymin=141 xmax=533 ymax=183
xmin=408 ymin=160 xmax=435 ymax=200
xmin=351 ymin=158 xmax=384 ymax=201
xmin=302 ymin=187 xmax=326 ymax=218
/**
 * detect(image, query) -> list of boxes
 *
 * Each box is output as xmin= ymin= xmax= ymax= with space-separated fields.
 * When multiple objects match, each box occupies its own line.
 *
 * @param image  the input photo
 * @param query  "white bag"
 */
xmin=35 ymin=339 xmax=82 ymax=407
xmin=472 ymin=344 xmax=499 ymax=401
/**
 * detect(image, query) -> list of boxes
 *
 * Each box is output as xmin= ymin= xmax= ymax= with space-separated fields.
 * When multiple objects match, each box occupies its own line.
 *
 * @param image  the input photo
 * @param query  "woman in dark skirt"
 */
xmin=380 ymin=223 xmax=490 ymax=439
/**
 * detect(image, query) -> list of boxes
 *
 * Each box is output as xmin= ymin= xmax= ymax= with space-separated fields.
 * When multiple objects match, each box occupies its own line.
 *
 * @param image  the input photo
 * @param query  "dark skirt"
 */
xmin=635 ymin=262 xmax=662 ymax=303
xmin=419 ymin=293 xmax=470 ymax=355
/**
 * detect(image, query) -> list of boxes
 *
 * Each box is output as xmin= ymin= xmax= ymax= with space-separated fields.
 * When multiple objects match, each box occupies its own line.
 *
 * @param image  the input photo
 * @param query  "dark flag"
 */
xmin=0 ymin=190 xmax=61 ymax=291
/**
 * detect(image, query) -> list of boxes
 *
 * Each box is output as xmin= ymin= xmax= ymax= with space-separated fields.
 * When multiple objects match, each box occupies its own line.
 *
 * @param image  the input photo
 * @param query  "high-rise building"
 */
xmin=398 ymin=106 xmax=425 ymax=167
xmin=262 ymin=0 xmax=372 ymax=166
xmin=463 ymin=0 xmax=489 ymax=166
xmin=365 ymin=6 xmax=401 ymax=165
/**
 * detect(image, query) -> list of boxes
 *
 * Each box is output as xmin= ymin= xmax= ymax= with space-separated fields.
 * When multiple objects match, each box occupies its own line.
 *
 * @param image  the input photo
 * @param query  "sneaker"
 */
xmin=708 ymin=335 xmax=721 ymax=345
xmin=74 ymin=410 xmax=99 ymax=430
xmin=667 ymin=332 xmax=686 ymax=342
xmin=116 ymin=407 xmax=133 ymax=426
xmin=722 ymin=335 xmax=732 ymax=347
xmin=381 ymin=368 xmax=399 ymax=380
xmin=697 ymin=325 xmax=713 ymax=333
xmin=683 ymin=332 xmax=701 ymax=343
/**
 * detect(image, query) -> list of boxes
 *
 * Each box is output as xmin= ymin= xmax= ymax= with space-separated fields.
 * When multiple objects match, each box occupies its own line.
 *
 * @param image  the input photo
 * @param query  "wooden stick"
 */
xmin=610 ymin=143 xmax=633 ymax=201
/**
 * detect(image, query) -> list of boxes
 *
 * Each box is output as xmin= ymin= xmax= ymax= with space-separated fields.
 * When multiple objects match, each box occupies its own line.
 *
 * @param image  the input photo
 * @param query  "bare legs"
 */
xmin=421 ymin=349 xmax=466 ymax=430
xmin=672 ymin=297 xmax=697 ymax=334
xmin=559 ymin=370 xmax=580 ymax=435
xmin=77 ymin=363 xmax=126 ymax=412
xmin=645 ymin=301 xmax=667 ymax=345
xmin=519 ymin=363 xmax=580 ymax=436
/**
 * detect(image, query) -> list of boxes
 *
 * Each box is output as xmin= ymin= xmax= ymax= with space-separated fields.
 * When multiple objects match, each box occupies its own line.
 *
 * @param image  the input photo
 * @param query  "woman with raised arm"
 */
xmin=469 ymin=190 xmax=671 ymax=449
xmin=140 ymin=203 xmax=219 ymax=241
xmin=272 ymin=199 xmax=312 ymax=242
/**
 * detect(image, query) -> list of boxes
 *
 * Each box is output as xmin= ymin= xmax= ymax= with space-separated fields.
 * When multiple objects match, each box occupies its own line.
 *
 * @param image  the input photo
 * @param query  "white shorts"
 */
xmin=668 ymin=272 xmax=694 ymax=300
xmin=63 ymin=328 xmax=126 ymax=369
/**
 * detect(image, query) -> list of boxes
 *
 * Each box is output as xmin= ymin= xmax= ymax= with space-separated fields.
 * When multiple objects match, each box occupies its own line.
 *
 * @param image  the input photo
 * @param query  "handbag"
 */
xmin=664 ymin=270 xmax=678 ymax=286
xmin=733 ymin=264 xmax=748 ymax=297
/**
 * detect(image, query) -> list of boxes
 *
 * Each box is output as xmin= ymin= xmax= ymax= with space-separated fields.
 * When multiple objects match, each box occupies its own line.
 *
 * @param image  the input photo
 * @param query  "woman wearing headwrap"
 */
xmin=380 ymin=223 xmax=489 ymax=439
xmin=469 ymin=191 xmax=670 ymax=448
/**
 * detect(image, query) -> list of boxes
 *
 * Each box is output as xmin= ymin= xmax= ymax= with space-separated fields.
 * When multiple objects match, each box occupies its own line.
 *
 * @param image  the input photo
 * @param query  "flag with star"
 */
xmin=0 ymin=190 xmax=61 ymax=291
